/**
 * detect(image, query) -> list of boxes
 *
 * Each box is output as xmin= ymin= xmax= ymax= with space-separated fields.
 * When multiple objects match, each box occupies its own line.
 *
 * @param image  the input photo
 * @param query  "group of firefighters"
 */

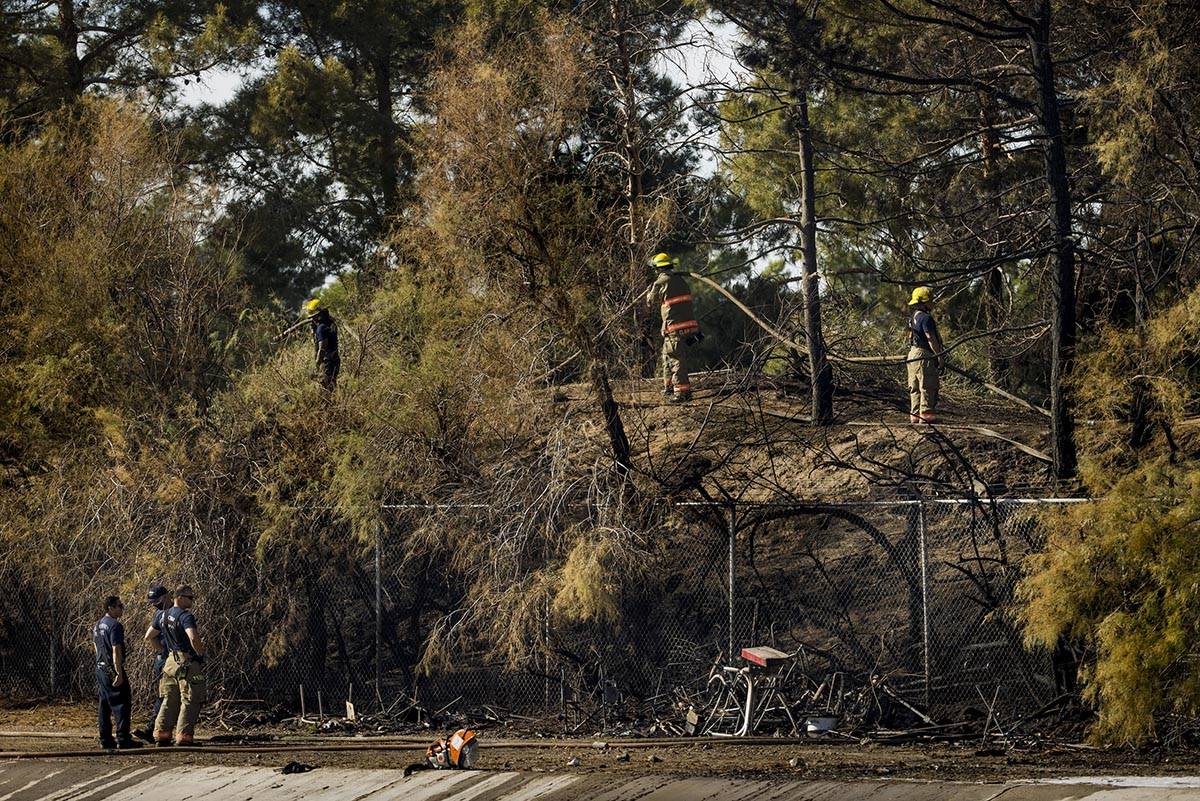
xmin=648 ymin=253 xmax=945 ymax=422
xmin=91 ymin=259 xmax=945 ymax=748
xmin=642 ymin=253 xmax=946 ymax=422
xmin=91 ymin=586 xmax=206 ymax=749
xmin=301 ymin=253 xmax=946 ymax=422
xmin=91 ymin=585 xmax=483 ymax=768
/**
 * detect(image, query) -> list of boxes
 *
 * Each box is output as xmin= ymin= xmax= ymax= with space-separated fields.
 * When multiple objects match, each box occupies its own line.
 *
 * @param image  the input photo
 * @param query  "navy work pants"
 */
xmin=96 ymin=665 xmax=132 ymax=745
xmin=146 ymin=653 xmax=166 ymax=734
xmin=320 ymin=357 xmax=340 ymax=390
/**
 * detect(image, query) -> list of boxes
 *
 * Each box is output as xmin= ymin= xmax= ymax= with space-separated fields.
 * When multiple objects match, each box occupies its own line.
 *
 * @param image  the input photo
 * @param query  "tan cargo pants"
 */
xmin=661 ymin=334 xmax=692 ymax=394
xmin=907 ymin=346 xmax=939 ymax=418
xmin=154 ymin=652 xmax=207 ymax=745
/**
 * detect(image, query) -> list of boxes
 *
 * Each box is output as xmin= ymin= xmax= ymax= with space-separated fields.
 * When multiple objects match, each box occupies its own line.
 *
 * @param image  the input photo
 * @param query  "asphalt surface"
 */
xmin=5 ymin=761 xmax=1200 ymax=800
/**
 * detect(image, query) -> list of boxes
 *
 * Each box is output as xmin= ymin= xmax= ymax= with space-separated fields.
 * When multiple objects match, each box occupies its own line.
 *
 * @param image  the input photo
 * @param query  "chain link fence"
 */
xmin=0 ymin=498 xmax=1080 ymax=726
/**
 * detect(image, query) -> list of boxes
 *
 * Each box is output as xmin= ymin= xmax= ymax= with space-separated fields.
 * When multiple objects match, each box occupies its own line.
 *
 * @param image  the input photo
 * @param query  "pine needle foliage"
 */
xmin=1020 ymin=284 xmax=1200 ymax=744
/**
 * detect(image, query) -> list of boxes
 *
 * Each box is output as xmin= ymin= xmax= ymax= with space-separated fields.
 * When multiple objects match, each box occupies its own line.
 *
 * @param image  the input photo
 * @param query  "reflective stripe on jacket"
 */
xmin=666 ymin=320 xmax=700 ymax=334
xmin=649 ymin=272 xmax=698 ymax=333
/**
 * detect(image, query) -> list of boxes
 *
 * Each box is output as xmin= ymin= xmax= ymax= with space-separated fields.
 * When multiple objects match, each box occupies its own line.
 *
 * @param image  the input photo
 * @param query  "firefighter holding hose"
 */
xmin=646 ymin=253 xmax=702 ymax=403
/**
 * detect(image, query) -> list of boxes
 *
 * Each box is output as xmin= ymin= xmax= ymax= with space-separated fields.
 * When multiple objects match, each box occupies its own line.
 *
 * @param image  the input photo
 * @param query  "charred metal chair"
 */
xmin=700 ymin=646 xmax=801 ymax=737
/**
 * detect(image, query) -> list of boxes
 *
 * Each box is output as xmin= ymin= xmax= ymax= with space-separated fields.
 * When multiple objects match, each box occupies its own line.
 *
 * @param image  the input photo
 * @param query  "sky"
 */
xmin=177 ymin=16 xmax=745 ymax=112
xmin=177 ymin=65 xmax=248 ymax=108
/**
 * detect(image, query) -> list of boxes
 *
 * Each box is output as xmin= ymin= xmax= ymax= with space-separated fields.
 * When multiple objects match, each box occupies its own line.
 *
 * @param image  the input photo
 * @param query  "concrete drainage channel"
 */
xmin=3 ymin=763 xmax=1200 ymax=800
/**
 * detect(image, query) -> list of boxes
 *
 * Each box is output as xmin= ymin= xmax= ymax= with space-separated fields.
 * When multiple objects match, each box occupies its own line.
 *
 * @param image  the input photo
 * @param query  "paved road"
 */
xmin=3 ymin=761 xmax=1200 ymax=800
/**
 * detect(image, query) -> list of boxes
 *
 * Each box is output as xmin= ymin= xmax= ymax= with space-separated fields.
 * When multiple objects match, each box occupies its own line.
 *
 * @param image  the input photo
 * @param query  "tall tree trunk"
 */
xmin=1128 ymin=228 xmax=1154 ymax=451
xmin=1029 ymin=0 xmax=1077 ymax=480
xmin=374 ymin=47 xmax=399 ymax=222
xmin=610 ymin=0 xmax=642 ymax=257
xmin=979 ymin=94 xmax=1009 ymax=386
xmin=794 ymin=89 xmax=834 ymax=425
xmin=591 ymin=361 xmax=632 ymax=482
xmin=985 ymin=266 xmax=1007 ymax=382
xmin=606 ymin=0 xmax=653 ymax=376
xmin=56 ymin=1 xmax=84 ymax=101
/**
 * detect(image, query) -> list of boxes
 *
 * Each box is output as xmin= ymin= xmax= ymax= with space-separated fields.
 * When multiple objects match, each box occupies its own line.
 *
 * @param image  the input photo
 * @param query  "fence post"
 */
xmin=918 ymin=500 xmax=931 ymax=710
xmin=48 ymin=626 xmax=56 ymax=698
xmin=375 ymin=519 xmax=383 ymax=708
xmin=727 ymin=505 xmax=736 ymax=660
xmin=544 ymin=597 xmax=552 ymax=711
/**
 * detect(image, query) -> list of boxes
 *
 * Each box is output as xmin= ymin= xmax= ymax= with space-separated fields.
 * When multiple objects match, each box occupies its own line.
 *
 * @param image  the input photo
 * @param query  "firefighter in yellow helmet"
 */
xmin=645 ymin=253 xmax=702 ymax=403
xmin=906 ymin=286 xmax=946 ymax=423
xmin=306 ymin=298 xmax=340 ymax=391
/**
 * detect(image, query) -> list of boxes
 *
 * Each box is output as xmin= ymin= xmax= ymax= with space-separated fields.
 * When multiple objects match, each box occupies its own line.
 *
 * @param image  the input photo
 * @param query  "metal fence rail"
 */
xmin=0 ymin=498 xmax=1081 ymax=727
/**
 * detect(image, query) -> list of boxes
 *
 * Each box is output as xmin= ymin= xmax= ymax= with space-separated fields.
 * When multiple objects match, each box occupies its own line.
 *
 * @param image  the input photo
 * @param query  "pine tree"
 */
xmin=0 ymin=1 xmax=256 ymax=123
xmin=181 ymin=0 xmax=458 ymax=302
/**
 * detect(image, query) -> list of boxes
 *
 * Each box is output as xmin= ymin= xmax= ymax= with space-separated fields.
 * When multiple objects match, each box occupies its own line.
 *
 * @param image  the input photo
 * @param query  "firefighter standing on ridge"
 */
xmin=308 ymin=297 xmax=340 ymax=390
xmin=907 ymin=286 xmax=946 ymax=423
xmin=646 ymin=252 xmax=702 ymax=403
xmin=152 ymin=586 xmax=207 ymax=746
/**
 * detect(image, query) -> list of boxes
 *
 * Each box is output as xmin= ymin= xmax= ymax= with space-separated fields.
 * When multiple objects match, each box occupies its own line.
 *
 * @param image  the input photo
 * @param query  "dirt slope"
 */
xmin=557 ymin=368 xmax=1058 ymax=502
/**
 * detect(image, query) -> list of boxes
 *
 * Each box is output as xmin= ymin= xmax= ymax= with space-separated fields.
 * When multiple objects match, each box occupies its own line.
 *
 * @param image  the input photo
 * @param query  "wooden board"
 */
xmin=741 ymin=646 xmax=789 ymax=668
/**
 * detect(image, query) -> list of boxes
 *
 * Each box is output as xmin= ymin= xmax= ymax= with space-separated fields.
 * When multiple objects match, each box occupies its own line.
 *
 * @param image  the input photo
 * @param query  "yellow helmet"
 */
xmin=306 ymin=298 xmax=322 ymax=313
xmin=651 ymin=252 xmax=678 ymax=270
xmin=908 ymin=286 xmax=934 ymax=306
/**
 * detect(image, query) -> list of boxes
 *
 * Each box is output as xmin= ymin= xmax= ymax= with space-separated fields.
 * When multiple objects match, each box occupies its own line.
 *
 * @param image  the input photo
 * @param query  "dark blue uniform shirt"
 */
xmin=159 ymin=606 xmax=200 ymax=660
xmin=909 ymin=309 xmax=940 ymax=351
xmin=92 ymin=614 xmax=124 ymax=666
xmin=152 ymin=609 xmax=166 ymax=651
xmin=315 ymin=321 xmax=339 ymax=361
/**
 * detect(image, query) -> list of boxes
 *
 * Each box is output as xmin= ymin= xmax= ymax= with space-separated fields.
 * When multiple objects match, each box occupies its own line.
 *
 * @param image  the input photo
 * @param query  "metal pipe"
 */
xmin=375 ymin=521 xmax=383 ymax=707
xmin=728 ymin=505 xmax=736 ymax=660
xmin=4 ymin=733 xmax=866 ymax=761
xmin=675 ymin=498 xmax=1088 ymax=508
xmin=266 ymin=498 xmax=1089 ymax=512
xmin=48 ymin=627 xmax=56 ymax=698
xmin=918 ymin=501 xmax=931 ymax=711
